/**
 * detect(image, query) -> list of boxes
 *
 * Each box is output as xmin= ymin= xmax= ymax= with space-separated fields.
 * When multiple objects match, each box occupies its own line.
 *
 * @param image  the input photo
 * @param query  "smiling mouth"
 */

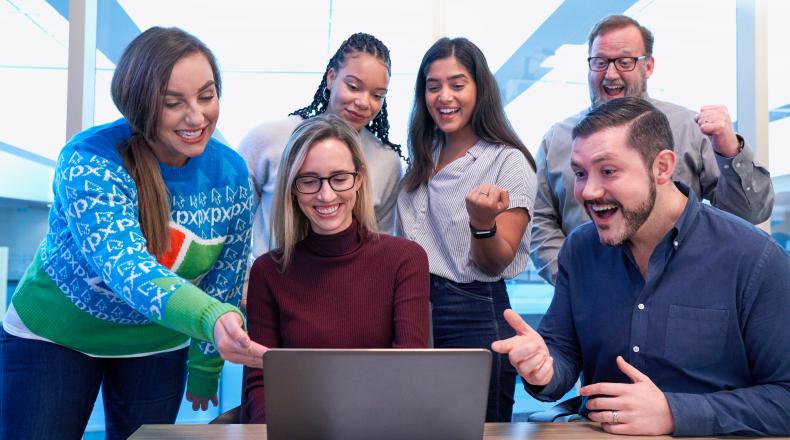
xmin=602 ymin=84 xmax=624 ymax=97
xmin=345 ymin=109 xmax=368 ymax=122
xmin=588 ymin=202 xmax=619 ymax=220
xmin=175 ymin=128 xmax=205 ymax=142
xmin=315 ymin=205 xmax=339 ymax=216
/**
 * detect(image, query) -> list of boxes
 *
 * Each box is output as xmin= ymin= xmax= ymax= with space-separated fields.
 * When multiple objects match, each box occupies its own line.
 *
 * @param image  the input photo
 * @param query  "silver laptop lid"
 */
xmin=263 ymin=348 xmax=491 ymax=440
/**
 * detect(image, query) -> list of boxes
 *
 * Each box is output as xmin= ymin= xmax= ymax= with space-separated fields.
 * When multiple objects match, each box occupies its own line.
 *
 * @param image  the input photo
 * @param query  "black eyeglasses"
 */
xmin=293 ymin=172 xmax=358 ymax=194
xmin=587 ymin=56 xmax=648 ymax=72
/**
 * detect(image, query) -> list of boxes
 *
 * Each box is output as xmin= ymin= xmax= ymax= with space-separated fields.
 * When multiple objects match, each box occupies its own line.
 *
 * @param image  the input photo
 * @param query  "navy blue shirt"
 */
xmin=533 ymin=184 xmax=790 ymax=436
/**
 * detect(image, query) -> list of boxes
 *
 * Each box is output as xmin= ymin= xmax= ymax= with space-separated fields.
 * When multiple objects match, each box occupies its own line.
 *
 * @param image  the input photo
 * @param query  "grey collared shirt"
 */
xmin=398 ymin=140 xmax=536 ymax=283
xmin=530 ymin=98 xmax=774 ymax=284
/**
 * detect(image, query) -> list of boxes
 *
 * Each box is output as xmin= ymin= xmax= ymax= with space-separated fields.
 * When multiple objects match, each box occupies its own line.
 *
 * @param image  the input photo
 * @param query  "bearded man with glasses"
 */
xmin=530 ymin=14 xmax=774 ymax=285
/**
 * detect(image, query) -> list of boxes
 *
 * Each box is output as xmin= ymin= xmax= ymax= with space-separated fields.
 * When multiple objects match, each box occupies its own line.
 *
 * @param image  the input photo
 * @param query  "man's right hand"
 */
xmin=491 ymin=309 xmax=554 ymax=386
xmin=213 ymin=311 xmax=267 ymax=369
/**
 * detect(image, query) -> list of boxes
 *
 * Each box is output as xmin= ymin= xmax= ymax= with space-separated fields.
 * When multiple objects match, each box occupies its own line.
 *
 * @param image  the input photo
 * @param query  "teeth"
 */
xmin=177 ymin=129 xmax=202 ymax=139
xmin=439 ymin=108 xmax=459 ymax=114
xmin=592 ymin=204 xmax=617 ymax=212
xmin=316 ymin=205 xmax=339 ymax=215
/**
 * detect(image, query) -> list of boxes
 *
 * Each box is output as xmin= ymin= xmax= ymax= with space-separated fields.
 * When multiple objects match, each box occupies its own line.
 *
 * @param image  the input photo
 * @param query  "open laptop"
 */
xmin=263 ymin=348 xmax=491 ymax=440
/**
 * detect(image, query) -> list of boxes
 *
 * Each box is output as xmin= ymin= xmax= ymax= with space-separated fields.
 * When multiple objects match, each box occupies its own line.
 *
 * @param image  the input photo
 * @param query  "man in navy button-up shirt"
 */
xmin=493 ymin=97 xmax=789 ymax=436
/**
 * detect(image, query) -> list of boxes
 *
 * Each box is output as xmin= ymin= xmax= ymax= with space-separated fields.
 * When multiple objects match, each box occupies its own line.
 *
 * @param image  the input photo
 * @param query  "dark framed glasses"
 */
xmin=293 ymin=172 xmax=358 ymax=194
xmin=587 ymin=55 xmax=648 ymax=72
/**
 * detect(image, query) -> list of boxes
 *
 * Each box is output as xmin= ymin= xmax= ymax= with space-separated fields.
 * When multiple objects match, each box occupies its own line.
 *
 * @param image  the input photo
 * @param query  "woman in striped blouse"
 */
xmin=397 ymin=37 xmax=538 ymax=422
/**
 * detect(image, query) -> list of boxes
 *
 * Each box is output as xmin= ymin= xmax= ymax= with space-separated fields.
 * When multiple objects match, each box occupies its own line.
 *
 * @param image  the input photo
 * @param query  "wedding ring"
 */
xmin=611 ymin=410 xmax=620 ymax=425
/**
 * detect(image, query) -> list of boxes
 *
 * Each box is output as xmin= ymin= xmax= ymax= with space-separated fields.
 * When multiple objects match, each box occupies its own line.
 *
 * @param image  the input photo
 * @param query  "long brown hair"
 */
xmin=111 ymin=27 xmax=222 ymax=257
xmin=403 ymin=37 xmax=536 ymax=192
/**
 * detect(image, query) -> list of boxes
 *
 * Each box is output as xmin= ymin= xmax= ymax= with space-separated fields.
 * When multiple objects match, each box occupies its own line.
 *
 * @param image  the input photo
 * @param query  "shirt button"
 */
xmin=633 ymin=346 xmax=640 ymax=353
xmin=735 ymin=162 xmax=741 ymax=168
xmin=746 ymin=187 xmax=751 ymax=191
xmin=724 ymin=164 xmax=730 ymax=169
xmin=673 ymin=240 xmax=679 ymax=249
xmin=637 ymin=303 xmax=645 ymax=310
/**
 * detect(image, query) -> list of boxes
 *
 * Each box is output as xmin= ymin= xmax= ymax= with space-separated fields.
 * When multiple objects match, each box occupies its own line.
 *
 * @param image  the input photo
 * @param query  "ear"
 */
xmin=652 ymin=149 xmax=676 ymax=185
xmin=325 ymin=68 xmax=336 ymax=91
xmin=644 ymin=55 xmax=655 ymax=79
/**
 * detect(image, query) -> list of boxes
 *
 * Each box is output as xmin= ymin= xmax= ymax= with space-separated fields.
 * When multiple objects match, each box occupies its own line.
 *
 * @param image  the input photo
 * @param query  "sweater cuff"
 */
xmin=186 ymin=340 xmax=223 ymax=397
xmin=665 ymin=392 xmax=716 ymax=436
xmin=154 ymin=278 xmax=241 ymax=344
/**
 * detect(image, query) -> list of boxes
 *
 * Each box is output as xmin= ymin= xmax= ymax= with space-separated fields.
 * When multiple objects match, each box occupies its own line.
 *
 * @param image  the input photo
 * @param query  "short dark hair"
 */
xmin=572 ymin=97 xmax=673 ymax=168
xmin=588 ymin=15 xmax=654 ymax=56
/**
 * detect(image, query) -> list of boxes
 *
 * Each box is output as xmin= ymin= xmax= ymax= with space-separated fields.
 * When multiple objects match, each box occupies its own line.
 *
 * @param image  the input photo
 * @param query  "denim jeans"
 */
xmin=0 ymin=328 xmax=188 ymax=440
xmin=429 ymin=275 xmax=517 ymax=422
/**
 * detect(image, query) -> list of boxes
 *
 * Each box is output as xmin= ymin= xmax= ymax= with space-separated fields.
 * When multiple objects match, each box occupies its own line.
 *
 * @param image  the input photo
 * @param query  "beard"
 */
xmin=589 ymin=70 xmax=649 ymax=108
xmin=586 ymin=177 xmax=657 ymax=247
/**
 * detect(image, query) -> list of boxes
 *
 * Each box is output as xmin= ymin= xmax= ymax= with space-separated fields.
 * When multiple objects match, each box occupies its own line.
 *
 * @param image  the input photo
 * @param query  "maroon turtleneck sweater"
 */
xmin=242 ymin=219 xmax=430 ymax=423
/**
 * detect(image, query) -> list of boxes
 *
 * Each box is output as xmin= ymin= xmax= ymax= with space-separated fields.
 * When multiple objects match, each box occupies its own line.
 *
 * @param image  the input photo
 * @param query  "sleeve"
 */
xmin=242 ymin=257 xmax=283 ymax=424
xmin=57 ymin=147 xmax=239 ymax=344
xmin=373 ymin=153 xmax=403 ymax=235
xmin=186 ymin=174 xmax=254 ymax=397
xmin=529 ymin=132 xmax=566 ymax=286
xmin=707 ymin=135 xmax=774 ymax=224
xmin=528 ymin=236 xmax=583 ymax=402
xmin=236 ymin=124 xmax=272 ymax=258
xmin=664 ymin=243 xmax=790 ymax=436
xmin=391 ymin=242 xmax=430 ymax=348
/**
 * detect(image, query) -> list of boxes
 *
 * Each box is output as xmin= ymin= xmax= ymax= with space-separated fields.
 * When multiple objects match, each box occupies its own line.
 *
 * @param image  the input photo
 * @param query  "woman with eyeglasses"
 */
xmin=241 ymin=114 xmax=429 ymax=423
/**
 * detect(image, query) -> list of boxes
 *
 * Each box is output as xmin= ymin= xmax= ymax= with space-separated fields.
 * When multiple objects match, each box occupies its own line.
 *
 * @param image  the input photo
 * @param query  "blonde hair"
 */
xmin=271 ymin=114 xmax=377 ymax=269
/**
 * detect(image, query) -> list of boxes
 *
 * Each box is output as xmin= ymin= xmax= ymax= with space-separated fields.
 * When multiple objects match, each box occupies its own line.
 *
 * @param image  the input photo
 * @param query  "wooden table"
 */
xmin=130 ymin=422 xmax=752 ymax=439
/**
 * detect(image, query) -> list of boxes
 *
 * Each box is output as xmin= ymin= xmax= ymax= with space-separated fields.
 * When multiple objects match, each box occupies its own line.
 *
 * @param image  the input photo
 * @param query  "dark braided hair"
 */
xmin=290 ymin=33 xmax=407 ymax=162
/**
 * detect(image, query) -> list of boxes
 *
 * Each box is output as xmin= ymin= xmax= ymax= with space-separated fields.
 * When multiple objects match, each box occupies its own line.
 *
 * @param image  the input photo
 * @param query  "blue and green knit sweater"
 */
xmin=7 ymin=118 xmax=252 ymax=397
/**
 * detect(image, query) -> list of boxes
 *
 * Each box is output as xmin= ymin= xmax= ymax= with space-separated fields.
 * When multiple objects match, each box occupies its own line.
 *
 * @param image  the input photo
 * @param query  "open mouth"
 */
xmin=175 ymin=128 xmax=205 ymax=142
xmin=602 ymin=84 xmax=624 ymax=97
xmin=315 ymin=205 xmax=339 ymax=216
xmin=437 ymin=107 xmax=460 ymax=120
xmin=587 ymin=202 xmax=620 ymax=221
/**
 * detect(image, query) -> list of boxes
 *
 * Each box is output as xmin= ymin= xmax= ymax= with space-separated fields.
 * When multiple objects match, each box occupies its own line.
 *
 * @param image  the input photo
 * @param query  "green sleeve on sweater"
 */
xmin=151 ymin=277 xmax=241 ymax=345
xmin=186 ymin=339 xmax=224 ymax=397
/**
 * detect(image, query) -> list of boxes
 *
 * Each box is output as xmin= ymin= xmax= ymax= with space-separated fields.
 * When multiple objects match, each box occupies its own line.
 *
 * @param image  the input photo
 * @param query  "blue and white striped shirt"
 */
xmin=398 ymin=140 xmax=537 ymax=283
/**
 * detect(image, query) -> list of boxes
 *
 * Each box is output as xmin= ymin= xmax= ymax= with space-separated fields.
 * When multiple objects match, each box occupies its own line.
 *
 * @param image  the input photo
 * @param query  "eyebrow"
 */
xmin=164 ymin=80 xmax=216 ymax=97
xmin=426 ymin=73 xmax=468 ymax=82
xmin=344 ymin=74 xmax=388 ymax=93
xmin=570 ymin=153 xmax=617 ymax=169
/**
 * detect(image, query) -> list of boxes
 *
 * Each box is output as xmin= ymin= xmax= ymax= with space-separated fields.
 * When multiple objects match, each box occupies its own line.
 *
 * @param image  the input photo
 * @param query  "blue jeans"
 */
xmin=0 ymin=328 xmax=188 ymax=440
xmin=429 ymin=275 xmax=517 ymax=422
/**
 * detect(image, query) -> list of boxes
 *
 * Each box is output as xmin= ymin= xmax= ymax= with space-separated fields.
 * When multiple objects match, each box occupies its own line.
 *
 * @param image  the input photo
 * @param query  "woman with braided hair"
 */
xmin=238 ymin=33 xmax=405 ymax=260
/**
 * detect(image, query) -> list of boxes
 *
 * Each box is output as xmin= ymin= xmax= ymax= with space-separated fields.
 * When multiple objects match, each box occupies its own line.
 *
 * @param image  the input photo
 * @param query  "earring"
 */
xmin=322 ymin=87 xmax=330 ymax=101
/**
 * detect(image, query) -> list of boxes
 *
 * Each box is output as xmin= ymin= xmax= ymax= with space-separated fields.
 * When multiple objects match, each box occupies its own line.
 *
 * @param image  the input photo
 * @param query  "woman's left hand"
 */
xmin=186 ymin=392 xmax=218 ymax=411
xmin=466 ymin=184 xmax=509 ymax=229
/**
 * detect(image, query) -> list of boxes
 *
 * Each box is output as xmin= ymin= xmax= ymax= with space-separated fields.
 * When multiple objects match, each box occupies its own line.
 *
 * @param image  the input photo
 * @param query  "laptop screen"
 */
xmin=263 ymin=348 xmax=491 ymax=440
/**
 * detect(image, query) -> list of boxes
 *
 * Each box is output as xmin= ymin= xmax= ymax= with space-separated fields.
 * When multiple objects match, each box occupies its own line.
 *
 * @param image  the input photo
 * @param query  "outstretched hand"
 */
xmin=491 ymin=309 xmax=554 ymax=386
xmin=213 ymin=311 xmax=267 ymax=369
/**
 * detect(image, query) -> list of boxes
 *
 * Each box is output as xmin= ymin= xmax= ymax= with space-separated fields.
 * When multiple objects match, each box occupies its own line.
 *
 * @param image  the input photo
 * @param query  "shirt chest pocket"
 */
xmin=663 ymin=304 xmax=730 ymax=370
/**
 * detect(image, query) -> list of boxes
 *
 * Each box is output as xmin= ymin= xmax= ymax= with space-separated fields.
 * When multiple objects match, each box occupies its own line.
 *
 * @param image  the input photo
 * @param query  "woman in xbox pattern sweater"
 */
xmin=0 ymin=27 xmax=265 ymax=440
